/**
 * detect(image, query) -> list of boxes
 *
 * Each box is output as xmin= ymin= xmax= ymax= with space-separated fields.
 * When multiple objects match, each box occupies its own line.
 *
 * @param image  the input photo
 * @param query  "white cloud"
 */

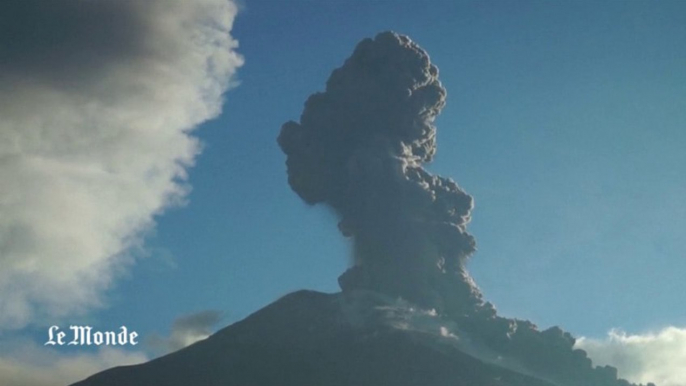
xmin=576 ymin=326 xmax=686 ymax=386
xmin=0 ymin=0 xmax=243 ymax=329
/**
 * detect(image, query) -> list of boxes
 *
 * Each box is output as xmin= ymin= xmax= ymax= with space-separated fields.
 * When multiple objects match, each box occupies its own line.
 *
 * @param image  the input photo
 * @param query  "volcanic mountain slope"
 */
xmin=72 ymin=290 xmax=634 ymax=386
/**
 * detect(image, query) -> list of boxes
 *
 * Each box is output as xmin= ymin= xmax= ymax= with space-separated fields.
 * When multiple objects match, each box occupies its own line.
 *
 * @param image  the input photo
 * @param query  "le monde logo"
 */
xmin=45 ymin=325 xmax=139 ymax=346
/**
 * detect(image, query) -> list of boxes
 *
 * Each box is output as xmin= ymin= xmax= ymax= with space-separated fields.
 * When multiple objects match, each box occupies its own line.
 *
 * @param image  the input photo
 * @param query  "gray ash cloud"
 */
xmin=278 ymin=32 xmax=643 ymax=386
xmin=278 ymin=31 xmax=482 ymax=313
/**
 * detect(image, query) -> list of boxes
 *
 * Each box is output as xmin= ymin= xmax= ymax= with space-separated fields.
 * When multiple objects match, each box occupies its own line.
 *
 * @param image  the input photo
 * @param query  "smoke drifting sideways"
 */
xmin=279 ymin=32 xmax=640 ymax=386
xmin=279 ymin=31 xmax=484 ymax=316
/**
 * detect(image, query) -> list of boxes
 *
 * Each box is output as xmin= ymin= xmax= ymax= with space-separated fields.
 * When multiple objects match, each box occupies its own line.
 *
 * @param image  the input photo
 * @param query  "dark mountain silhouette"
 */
xmin=72 ymin=290 xmax=637 ymax=386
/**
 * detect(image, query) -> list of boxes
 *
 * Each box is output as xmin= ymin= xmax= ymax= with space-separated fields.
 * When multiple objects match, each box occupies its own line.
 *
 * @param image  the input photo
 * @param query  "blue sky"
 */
xmin=1 ymin=1 xmax=685 ymax=385
xmin=130 ymin=0 xmax=685 ymax=336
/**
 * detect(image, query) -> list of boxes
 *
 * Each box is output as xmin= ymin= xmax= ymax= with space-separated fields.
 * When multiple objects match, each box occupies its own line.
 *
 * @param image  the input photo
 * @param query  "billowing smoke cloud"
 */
xmin=278 ymin=31 xmax=482 ymax=314
xmin=279 ymin=32 xmax=640 ymax=386
xmin=577 ymin=327 xmax=686 ymax=386
xmin=147 ymin=310 xmax=223 ymax=356
xmin=0 ymin=0 xmax=243 ymax=329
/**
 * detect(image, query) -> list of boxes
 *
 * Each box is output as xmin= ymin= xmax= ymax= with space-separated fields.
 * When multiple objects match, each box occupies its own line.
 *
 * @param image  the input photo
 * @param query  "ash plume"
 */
xmin=278 ymin=31 xmax=483 ymax=315
xmin=279 ymin=32 xmax=639 ymax=386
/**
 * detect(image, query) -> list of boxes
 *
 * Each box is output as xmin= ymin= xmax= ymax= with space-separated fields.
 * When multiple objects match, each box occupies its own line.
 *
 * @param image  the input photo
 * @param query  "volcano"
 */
xmin=72 ymin=290 xmax=634 ymax=386
xmin=74 ymin=32 xmax=644 ymax=386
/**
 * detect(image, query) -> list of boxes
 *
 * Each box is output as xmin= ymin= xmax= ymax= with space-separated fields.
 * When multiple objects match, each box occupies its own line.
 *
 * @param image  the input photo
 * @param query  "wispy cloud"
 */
xmin=576 ymin=326 xmax=686 ymax=386
xmin=0 ymin=0 xmax=243 ymax=329
xmin=146 ymin=310 xmax=223 ymax=355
